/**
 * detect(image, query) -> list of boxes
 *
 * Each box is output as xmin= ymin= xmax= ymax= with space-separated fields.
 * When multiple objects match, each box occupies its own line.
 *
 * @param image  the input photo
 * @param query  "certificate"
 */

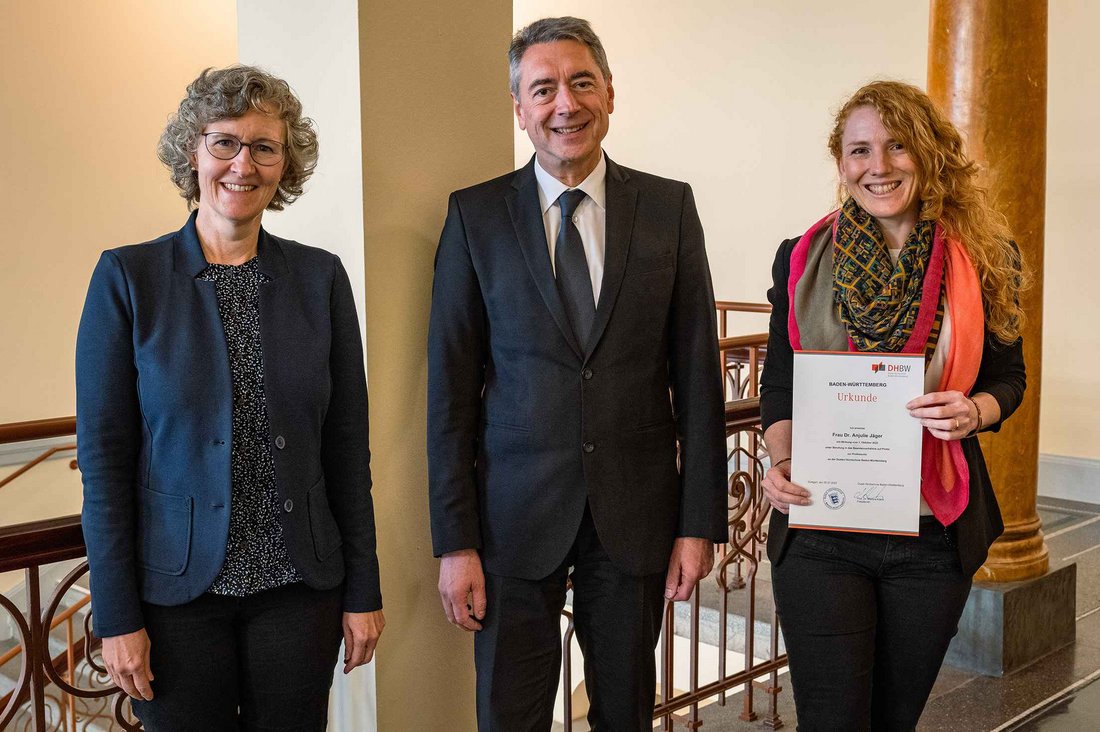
xmin=787 ymin=351 xmax=925 ymax=535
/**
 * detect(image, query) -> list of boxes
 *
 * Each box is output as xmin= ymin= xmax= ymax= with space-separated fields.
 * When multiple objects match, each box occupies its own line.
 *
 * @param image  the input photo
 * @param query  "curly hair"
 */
xmin=827 ymin=80 xmax=1028 ymax=344
xmin=157 ymin=65 xmax=318 ymax=211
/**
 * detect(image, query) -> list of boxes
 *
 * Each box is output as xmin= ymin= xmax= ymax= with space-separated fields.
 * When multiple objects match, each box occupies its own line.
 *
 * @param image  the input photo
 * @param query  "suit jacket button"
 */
xmin=582 ymin=368 xmax=593 ymax=380
xmin=583 ymin=441 xmax=595 ymax=453
xmin=274 ymin=435 xmax=286 ymax=449
xmin=284 ymin=499 xmax=294 ymax=513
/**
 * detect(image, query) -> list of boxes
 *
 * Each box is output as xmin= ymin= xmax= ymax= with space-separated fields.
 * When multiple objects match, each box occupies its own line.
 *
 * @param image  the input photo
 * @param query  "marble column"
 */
xmin=928 ymin=0 xmax=1049 ymax=583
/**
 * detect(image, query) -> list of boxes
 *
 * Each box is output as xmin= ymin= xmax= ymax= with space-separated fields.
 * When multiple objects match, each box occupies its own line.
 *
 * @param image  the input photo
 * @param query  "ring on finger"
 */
xmin=953 ymin=418 xmax=959 ymax=430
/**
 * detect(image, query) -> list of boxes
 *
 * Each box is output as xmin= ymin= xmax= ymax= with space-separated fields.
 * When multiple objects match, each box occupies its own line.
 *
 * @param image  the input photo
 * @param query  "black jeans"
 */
xmin=772 ymin=518 xmax=972 ymax=731
xmin=474 ymin=506 xmax=665 ymax=731
xmin=131 ymin=582 xmax=344 ymax=731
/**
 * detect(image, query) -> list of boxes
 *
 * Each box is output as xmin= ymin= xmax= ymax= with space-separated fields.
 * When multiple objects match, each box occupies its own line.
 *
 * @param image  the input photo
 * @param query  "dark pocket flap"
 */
xmin=631 ymin=252 xmax=674 ymax=274
xmin=137 ymin=488 xmax=192 ymax=575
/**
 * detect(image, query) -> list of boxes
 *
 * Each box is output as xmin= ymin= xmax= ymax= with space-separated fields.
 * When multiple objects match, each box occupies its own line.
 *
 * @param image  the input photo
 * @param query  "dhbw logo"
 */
xmin=871 ymin=362 xmax=911 ymax=373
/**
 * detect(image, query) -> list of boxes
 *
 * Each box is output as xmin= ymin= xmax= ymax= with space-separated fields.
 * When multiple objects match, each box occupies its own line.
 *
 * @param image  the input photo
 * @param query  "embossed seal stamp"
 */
xmin=823 ymin=487 xmax=845 ymax=510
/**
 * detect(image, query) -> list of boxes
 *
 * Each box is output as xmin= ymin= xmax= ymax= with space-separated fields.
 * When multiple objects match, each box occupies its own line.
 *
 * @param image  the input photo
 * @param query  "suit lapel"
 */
xmin=587 ymin=157 xmax=636 ymax=361
xmin=507 ymin=160 xmax=583 ymax=358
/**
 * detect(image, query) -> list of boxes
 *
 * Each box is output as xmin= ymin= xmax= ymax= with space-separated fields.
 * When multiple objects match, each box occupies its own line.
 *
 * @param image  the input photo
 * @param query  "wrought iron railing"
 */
xmin=0 ymin=418 xmax=137 ymax=731
xmin=559 ymin=397 xmax=788 ymax=730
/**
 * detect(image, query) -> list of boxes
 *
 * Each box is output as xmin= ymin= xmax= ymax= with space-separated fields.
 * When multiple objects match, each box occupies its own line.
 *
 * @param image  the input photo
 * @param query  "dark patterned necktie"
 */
xmin=555 ymin=189 xmax=595 ymax=347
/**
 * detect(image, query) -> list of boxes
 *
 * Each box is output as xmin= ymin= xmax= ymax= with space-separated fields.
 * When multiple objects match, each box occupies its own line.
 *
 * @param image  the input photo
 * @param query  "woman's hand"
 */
xmin=762 ymin=460 xmax=810 ymax=514
xmin=342 ymin=610 xmax=385 ymax=674
xmin=102 ymin=628 xmax=154 ymax=700
xmin=907 ymin=390 xmax=977 ymax=441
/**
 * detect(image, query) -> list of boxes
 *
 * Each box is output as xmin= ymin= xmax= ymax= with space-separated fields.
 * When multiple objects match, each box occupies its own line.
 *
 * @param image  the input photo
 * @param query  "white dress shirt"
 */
xmin=534 ymin=153 xmax=607 ymax=305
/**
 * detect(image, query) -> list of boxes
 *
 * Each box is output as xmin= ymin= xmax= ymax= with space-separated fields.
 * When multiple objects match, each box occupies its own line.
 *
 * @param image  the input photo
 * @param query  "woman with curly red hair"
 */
xmin=761 ymin=80 xmax=1027 ymax=729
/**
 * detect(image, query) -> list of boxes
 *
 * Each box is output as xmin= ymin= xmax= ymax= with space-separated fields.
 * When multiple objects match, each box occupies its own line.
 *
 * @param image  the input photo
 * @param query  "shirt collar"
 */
xmin=534 ymin=152 xmax=607 ymax=215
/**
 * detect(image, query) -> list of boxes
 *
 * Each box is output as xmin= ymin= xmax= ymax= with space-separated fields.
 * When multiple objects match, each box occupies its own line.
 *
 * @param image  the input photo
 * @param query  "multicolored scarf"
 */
xmin=833 ymin=197 xmax=945 ymax=361
xmin=787 ymin=205 xmax=984 ymax=526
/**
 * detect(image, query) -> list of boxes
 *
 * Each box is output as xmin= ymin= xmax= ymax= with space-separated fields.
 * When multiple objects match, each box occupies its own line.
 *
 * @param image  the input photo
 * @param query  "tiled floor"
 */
xmin=689 ymin=496 xmax=1100 ymax=731
xmin=1011 ymin=671 xmax=1100 ymax=730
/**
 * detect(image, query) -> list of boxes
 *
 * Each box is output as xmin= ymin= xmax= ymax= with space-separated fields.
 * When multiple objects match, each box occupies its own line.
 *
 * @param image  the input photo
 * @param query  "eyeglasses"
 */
xmin=201 ymin=132 xmax=286 ymax=166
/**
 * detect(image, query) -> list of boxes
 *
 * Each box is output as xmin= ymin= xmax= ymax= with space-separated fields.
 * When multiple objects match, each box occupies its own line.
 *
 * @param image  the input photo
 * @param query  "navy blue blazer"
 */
xmin=427 ymin=156 xmax=728 ymax=580
xmin=76 ymin=212 xmax=381 ymax=638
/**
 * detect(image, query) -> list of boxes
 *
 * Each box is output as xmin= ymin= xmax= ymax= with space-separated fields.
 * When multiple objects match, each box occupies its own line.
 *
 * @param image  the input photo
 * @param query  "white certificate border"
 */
xmin=788 ymin=349 xmax=925 ymax=536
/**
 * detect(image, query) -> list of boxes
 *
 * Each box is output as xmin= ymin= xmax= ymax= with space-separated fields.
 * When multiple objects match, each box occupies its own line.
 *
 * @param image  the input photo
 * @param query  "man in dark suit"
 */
xmin=428 ymin=16 xmax=727 ymax=730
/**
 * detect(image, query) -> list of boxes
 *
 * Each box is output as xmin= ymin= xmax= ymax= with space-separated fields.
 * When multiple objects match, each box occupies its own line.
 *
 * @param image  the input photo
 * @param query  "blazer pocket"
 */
xmin=631 ymin=252 xmax=674 ymax=274
xmin=625 ymin=420 xmax=677 ymax=447
xmin=137 ymin=488 xmax=192 ymax=576
xmin=307 ymin=477 xmax=343 ymax=561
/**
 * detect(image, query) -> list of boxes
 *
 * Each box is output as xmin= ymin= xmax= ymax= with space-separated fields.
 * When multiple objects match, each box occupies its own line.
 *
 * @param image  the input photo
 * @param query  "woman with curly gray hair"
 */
xmin=76 ymin=65 xmax=383 ymax=730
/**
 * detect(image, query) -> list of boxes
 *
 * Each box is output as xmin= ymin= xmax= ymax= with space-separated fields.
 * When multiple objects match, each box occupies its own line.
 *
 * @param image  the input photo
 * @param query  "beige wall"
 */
xmin=358 ymin=1 xmax=514 ymax=729
xmin=1044 ymin=0 xmax=1100 ymax=459
xmin=0 ymin=1 xmax=237 ymax=424
xmin=513 ymin=0 xmax=1100 ymax=460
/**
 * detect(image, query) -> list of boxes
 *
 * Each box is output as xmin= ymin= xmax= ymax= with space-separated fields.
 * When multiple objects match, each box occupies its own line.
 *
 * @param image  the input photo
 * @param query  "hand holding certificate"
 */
xmin=788 ymin=351 xmax=925 ymax=535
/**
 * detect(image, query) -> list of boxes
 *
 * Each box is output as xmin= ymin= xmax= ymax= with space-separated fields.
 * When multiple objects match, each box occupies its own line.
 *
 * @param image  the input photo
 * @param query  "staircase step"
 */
xmin=671 ymin=598 xmax=785 ymax=656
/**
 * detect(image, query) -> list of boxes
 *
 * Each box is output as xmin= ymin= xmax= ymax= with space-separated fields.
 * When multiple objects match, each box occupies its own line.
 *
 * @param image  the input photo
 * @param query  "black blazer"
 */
xmin=427 ymin=156 xmax=728 ymax=580
xmin=760 ymin=237 xmax=1027 ymax=575
xmin=76 ymin=212 xmax=381 ymax=638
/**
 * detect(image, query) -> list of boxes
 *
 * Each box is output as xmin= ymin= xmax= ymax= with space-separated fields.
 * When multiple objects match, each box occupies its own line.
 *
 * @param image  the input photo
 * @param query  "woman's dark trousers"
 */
xmin=131 ymin=582 xmax=344 ymax=731
xmin=772 ymin=518 xmax=972 ymax=731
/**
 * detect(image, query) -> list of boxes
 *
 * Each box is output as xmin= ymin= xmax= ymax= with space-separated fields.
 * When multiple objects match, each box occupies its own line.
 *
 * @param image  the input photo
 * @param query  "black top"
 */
xmin=199 ymin=258 xmax=302 ymax=596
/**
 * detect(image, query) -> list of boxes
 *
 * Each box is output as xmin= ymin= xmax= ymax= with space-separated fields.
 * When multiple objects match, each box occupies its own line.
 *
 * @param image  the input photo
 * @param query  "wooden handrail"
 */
xmin=0 ymin=515 xmax=85 ymax=573
xmin=0 ymin=444 xmax=77 ymax=491
xmin=725 ymin=397 xmax=761 ymax=431
xmin=718 ymin=333 xmax=768 ymax=350
xmin=0 ymin=417 xmax=76 ymax=445
xmin=715 ymin=300 xmax=771 ymax=314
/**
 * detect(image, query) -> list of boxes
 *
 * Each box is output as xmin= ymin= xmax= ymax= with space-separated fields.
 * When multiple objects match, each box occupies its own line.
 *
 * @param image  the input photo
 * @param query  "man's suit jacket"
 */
xmin=76 ymin=212 xmax=381 ymax=638
xmin=427 ymin=156 xmax=727 ymax=580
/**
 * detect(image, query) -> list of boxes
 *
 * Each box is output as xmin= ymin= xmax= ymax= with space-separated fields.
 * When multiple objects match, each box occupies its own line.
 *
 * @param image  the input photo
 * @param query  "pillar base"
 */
xmin=945 ymin=563 xmax=1076 ymax=677
xmin=976 ymin=518 xmax=1050 ymax=582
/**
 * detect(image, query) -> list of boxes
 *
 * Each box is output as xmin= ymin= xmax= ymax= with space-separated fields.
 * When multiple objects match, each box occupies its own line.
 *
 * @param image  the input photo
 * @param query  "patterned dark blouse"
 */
xmin=199 ymin=257 xmax=303 ymax=596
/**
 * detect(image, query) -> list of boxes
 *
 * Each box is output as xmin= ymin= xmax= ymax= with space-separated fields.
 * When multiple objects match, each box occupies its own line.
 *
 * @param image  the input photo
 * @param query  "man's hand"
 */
xmin=102 ymin=628 xmax=154 ymax=700
xmin=438 ymin=548 xmax=486 ymax=631
xmin=664 ymin=537 xmax=715 ymax=602
xmin=342 ymin=610 xmax=385 ymax=674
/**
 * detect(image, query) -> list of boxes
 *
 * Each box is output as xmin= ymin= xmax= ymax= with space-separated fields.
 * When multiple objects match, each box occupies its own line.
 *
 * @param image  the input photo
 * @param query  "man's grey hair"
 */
xmin=508 ymin=17 xmax=611 ymax=97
